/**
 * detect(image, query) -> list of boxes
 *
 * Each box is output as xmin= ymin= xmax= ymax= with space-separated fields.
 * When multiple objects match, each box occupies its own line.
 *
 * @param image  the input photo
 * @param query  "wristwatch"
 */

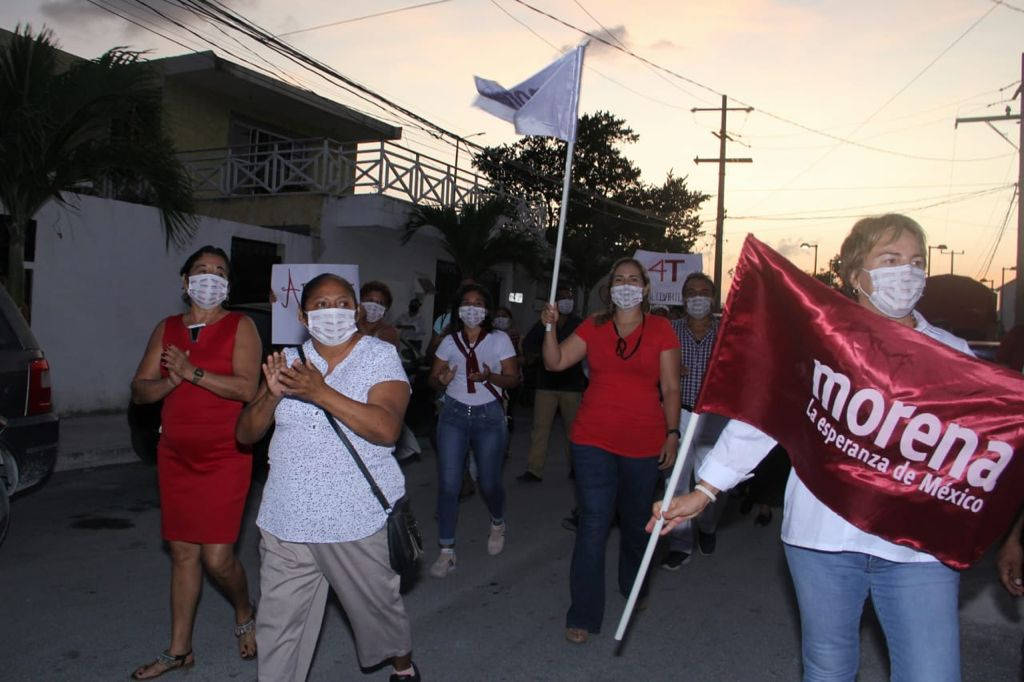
xmin=666 ymin=428 xmax=681 ymax=437
xmin=192 ymin=367 xmax=205 ymax=384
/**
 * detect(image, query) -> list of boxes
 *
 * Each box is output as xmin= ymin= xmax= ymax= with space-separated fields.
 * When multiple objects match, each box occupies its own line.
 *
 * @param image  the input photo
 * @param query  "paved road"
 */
xmin=1 ymin=409 xmax=1021 ymax=680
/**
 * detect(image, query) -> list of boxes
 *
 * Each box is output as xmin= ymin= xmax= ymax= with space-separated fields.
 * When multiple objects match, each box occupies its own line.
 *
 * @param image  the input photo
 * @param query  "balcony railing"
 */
xmin=179 ymin=138 xmax=490 ymax=208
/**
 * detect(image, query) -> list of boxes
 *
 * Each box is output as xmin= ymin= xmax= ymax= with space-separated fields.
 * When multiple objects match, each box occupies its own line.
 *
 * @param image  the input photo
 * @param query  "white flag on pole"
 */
xmin=473 ymin=44 xmax=585 ymax=141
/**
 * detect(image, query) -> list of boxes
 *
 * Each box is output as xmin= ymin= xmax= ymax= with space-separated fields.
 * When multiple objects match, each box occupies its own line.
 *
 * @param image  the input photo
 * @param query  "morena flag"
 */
xmin=696 ymin=235 xmax=1024 ymax=569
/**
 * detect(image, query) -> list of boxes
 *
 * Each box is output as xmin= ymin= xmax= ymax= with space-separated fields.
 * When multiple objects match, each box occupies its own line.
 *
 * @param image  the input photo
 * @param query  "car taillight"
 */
xmin=27 ymin=358 xmax=52 ymax=416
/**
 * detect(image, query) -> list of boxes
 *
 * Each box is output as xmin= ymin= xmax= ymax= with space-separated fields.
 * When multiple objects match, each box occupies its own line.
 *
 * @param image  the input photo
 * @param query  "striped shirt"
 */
xmin=672 ymin=317 xmax=719 ymax=409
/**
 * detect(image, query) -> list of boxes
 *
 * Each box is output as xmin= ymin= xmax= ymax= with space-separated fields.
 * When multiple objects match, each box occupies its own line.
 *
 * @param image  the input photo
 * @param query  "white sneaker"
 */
xmin=429 ymin=549 xmax=456 ymax=578
xmin=487 ymin=522 xmax=506 ymax=556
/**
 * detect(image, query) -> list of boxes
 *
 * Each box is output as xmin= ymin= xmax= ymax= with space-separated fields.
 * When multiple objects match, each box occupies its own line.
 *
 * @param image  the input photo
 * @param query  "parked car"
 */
xmin=0 ymin=285 xmax=59 ymax=546
xmin=127 ymin=303 xmax=274 ymax=480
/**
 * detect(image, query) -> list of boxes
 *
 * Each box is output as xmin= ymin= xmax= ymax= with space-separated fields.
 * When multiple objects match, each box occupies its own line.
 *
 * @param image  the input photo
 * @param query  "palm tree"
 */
xmin=0 ymin=26 xmax=196 ymax=308
xmin=402 ymin=196 xmax=545 ymax=281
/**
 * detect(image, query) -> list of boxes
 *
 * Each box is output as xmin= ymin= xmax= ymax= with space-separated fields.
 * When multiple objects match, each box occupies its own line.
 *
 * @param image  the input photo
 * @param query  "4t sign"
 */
xmin=646 ymin=257 xmax=691 ymax=283
xmin=633 ymin=249 xmax=703 ymax=306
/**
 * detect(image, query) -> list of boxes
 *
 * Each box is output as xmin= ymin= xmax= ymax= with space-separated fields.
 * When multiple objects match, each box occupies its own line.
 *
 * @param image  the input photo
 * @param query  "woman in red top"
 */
xmin=541 ymin=257 xmax=681 ymax=644
xmin=129 ymin=246 xmax=262 ymax=679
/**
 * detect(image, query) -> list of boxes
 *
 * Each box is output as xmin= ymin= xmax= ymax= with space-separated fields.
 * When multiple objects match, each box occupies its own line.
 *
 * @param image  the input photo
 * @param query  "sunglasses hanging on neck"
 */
xmin=612 ymin=314 xmax=645 ymax=360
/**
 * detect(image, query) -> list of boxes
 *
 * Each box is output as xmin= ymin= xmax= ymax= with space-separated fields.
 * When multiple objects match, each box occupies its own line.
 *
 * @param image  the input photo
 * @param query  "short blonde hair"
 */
xmin=839 ymin=214 xmax=926 ymax=292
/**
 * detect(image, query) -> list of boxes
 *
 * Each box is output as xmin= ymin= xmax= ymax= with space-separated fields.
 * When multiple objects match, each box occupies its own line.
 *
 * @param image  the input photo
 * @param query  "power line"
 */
xmin=991 ymin=0 xmax=1024 ymax=14
xmin=123 ymin=0 xmax=309 ymax=84
xmin=977 ymin=185 xmax=1018 ymax=279
xmin=487 ymin=0 xmax=693 ymax=111
xmin=277 ymin=0 xmax=453 ymax=38
xmin=725 ymin=181 xmax=1011 ymax=193
xmin=96 ymin=0 xmax=475 ymax=164
xmin=734 ymin=84 xmax=1011 ymax=140
xmin=861 ymin=4 xmax=998 ymax=128
xmin=169 ymin=0 xmax=461 ymax=142
xmin=753 ymin=1 xmax=997 ymax=206
xmin=569 ymin=0 xmax=712 ymax=104
xmin=728 ymin=185 xmax=1013 ymax=222
xmin=149 ymin=0 xmax=302 ymax=86
xmin=84 ymin=0 xmax=196 ymax=52
xmin=508 ymin=0 xmax=1002 ymax=163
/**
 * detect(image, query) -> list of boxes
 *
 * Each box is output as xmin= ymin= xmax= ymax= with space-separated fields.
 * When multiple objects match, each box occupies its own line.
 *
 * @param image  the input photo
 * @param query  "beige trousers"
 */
xmin=525 ymin=389 xmax=582 ymax=478
xmin=256 ymin=526 xmax=412 ymax=682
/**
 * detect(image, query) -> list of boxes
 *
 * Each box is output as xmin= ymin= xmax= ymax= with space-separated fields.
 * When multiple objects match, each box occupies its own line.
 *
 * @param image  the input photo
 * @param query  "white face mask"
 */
xmin=610 ymin=284 xmax=644 ymax=310
xmin=187 ymin=274 xmax=228 ymax=309
xmin=864 ymin=264 xmax=926 ymax=319
xmin=556 ymin=298 xmax=574 ymax=315
xmin=459 ymin=305 xmax=487 ymax=328
xmin=493 ymin=316 xmax=511 ymax=331
xmin=362 ymin=301 xmax=387 ymax=324
xmin=306 ymin=308 xmax=357 ymax=346
xmin=685 ymin=296 xmax=713 ymax=319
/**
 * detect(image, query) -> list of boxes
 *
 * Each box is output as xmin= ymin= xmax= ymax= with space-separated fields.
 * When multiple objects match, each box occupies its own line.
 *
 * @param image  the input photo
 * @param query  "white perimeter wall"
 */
xmin=31 ymin=192 xmax=529 ymax=414
xmin=31 ymin=194 xmax=314 ymax=414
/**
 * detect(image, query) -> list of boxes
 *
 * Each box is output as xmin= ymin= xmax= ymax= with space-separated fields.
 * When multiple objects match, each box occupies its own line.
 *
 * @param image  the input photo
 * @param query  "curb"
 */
xmin=54 ymin=446 xmax=140 ymax=473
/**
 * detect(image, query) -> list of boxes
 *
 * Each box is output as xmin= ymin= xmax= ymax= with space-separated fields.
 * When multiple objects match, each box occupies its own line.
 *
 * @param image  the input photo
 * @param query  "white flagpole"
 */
xmin=546 ymin=41 xmax=588 ymax=331
xmin=614 ymin=412 xmax=703 ymax=642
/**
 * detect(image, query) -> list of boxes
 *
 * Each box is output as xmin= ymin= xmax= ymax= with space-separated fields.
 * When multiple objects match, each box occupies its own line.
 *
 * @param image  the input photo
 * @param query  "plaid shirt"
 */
xmin=672 ymin=317 xmax=719 ymax=409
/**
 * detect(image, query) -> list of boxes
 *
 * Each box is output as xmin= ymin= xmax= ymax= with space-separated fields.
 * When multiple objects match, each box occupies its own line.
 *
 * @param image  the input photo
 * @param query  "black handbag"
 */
xmin=296 ymin=346 xmax=424 ymax=582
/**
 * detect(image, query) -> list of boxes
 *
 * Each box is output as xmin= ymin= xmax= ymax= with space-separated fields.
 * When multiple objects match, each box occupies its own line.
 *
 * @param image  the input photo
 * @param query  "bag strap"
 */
xmin=295 ymin=345 xmax=392 ymax=513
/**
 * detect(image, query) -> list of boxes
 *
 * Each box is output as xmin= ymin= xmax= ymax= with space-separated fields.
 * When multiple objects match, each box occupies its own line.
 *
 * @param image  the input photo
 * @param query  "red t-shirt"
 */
xmin=570 ymin=313 xmax=678 ymax=457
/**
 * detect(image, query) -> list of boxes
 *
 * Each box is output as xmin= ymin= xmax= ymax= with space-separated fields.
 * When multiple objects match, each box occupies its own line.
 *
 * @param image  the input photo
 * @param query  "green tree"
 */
xmin=402 ymin=195 xmax=545 ymax=281
xmin=474 ymin=111 xmax=708 ymax=311
xmin=0 ymin=26 xmax=196 ymax=307
xmin=814 ymin=254 xmax=844 ymax=290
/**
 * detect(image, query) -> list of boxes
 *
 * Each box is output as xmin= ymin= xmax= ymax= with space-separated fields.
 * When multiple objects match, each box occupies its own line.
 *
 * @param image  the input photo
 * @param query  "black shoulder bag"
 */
xmin=296 ymin=346 xmax=424 ymax=583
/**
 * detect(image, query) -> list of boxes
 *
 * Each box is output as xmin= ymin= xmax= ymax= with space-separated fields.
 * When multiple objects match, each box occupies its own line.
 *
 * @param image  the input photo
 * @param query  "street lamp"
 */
xmin=927 ymin=244 xmax=948 ymax=276
xmin=1003 ymin=266 xmax=1018 ymax=291
xmin=800 ymin=242 xmax=818 ymax=275
xmin=980 ymin=278 xmax=995 ymax=292
xmin=453 ymin=131 xmax=486 ymax=179
xmin=1002 ymin=266 xmax=1017 ymax=314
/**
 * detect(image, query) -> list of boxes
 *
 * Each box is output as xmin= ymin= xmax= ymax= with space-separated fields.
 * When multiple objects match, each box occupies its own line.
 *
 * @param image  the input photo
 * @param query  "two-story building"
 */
xmin=7 ymin=36 xmax=533 ymax=413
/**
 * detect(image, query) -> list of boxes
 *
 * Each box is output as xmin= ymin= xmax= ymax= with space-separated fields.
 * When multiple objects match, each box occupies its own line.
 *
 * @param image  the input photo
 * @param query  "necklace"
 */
xmin=612 ymin=314 xmax=645 ymax=360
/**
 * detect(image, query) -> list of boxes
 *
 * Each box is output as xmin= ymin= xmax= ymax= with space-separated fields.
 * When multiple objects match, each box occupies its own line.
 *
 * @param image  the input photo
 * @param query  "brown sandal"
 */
xmin=235 ymin=609 xmax=257 ymax=660
xmin=565 ymin=627 xmax=588 ymax=644
xmin=130 ymin=650 xmax=195 ymax=679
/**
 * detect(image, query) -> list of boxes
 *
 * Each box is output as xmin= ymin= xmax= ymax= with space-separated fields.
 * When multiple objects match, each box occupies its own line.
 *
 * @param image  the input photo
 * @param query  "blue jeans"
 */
xmin=784 ymin=544 xmax=961 ymax=682
xmin=566 ymin=443 xmax=661 ymax=633
xmin=435 ymin=397 xmax=507 ymax=546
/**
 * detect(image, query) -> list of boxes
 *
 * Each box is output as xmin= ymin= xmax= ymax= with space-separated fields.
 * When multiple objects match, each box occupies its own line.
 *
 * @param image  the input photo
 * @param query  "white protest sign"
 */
xmin=271 ymin=264 xmax=360 ymax=344
xmin=632 ymin=249 xmax=703 ymax=306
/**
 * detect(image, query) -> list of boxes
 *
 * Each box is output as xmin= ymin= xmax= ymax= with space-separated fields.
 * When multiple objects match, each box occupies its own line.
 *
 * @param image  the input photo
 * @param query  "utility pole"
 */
xmin=693 ymin=95 xmax=753 ymax=301
xmin=955 ymin=53 xmax=1023 ymax=324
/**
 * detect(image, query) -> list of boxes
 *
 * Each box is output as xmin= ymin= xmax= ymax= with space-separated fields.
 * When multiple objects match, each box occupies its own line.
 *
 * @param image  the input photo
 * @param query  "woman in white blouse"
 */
xmin=236 ymin=273 xmax=420 ymax=682
xmin=651 ymin=215 xmax=971 ymax=682
xmin=428 ymin=283 xmax=520 ymax=578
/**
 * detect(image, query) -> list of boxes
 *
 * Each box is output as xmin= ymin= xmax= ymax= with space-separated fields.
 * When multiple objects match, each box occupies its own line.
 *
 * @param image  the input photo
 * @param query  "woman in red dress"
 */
xmin=129 ymin=246 xmax=262 ymax=679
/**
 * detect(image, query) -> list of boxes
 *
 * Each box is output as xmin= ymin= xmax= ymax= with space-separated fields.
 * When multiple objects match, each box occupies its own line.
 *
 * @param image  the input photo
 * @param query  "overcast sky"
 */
xmin=4 ymin=0 xmax=1022 ymax=288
